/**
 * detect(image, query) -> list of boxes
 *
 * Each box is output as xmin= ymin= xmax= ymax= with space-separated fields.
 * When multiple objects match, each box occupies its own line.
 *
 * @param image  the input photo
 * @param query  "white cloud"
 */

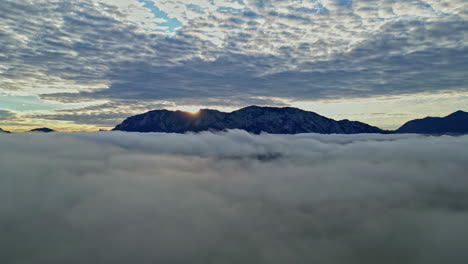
xmin=1 ymin=131 xmax=468 ymax=263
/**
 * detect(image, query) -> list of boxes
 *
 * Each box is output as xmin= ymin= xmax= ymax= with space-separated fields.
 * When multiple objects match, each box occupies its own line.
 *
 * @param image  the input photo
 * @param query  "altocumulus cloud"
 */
xmin=1 ymin=131 xmax=468 ymax=263
xmin=1 ymin=0 xmax=468 ymax=127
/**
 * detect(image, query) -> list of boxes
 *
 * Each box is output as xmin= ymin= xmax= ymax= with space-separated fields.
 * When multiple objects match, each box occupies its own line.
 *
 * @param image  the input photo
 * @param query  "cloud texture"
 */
xmin=0 ymin=0 xmax=467 ymax=127
xmin=1 ymin=131 xmax=468 ymax=263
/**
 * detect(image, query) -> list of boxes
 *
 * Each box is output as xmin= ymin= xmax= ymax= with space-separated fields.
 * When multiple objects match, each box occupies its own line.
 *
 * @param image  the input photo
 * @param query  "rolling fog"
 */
xmin=1 ymin=131 xmax=468 ymax=263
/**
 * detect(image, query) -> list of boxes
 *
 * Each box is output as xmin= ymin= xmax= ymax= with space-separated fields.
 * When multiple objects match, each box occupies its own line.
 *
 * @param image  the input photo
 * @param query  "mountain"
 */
xmin=0 ymin=128 xmax=11 ymax=133
xmin=113 ymin=106 xmax=385 ymax=134
xmin=28 ymin=127 xmax=55 ymax=133
xmin=396 ymin=110 xmax=468 ymax=134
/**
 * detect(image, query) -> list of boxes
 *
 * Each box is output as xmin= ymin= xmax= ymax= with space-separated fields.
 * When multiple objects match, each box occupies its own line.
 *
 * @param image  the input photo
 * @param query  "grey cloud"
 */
xmin=1 ymin=131 xmax=468 ymax=263
xmin=0 ymin=109 xmax=15 ymax=120
xmin=28 ymin=101 xmax=172 ymax=126
xmin=30 ymin=112 xmax=129 ymax=126
xmin=0 ymin=0 xmax=208 ymax=93
xmin=42 ymin=13 xmax=468 ymax=106
xmin=1 ymin=0 xmax=467 ymax=126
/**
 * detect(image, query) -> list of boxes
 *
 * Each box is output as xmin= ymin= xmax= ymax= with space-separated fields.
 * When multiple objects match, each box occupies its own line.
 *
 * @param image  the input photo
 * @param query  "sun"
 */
xmin=169 ymin=106 xmax=202 ymax=114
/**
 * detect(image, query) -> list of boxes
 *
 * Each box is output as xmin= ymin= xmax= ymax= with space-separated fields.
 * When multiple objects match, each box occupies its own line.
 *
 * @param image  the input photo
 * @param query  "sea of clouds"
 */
xmin=1 ymin=130 xmax=468 ymax=263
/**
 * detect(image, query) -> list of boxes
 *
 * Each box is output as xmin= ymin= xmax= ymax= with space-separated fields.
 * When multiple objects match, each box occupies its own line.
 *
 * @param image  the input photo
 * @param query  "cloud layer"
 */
xmin=1 ymin=131 xmax=468 ymax=263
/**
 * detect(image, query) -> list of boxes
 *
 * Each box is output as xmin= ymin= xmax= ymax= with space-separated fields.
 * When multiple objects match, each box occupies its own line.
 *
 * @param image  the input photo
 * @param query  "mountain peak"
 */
xmin=28 ymin=127 xmax=55 ymax=133
xmin=397 ymin=110 xmax=468 ymax=134
xmin=198 ymin=108 xmax=223 ymax=114
xmin=447 ymin=110 xmax=467 ymax=118
xmin=113 ymin=106 xmax=384 ymax=134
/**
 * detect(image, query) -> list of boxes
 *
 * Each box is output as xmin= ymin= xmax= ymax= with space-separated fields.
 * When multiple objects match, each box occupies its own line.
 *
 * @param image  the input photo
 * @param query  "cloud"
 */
xmin=0 ymin=0 xmax=467 ymax=127
xmin=26 ymin=101 xmax=172 ymax=126
xmin=0 ymin=109 xmax=15 ymax=120
xmin=1 ymin=131 xmax=468 ymax=263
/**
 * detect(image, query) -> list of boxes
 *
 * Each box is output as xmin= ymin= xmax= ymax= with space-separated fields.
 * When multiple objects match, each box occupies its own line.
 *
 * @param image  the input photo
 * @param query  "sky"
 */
xmin=0 ymin=0 xmax=467 ymax=131
xmin=1 ymin=131 xmax=468 ymax=263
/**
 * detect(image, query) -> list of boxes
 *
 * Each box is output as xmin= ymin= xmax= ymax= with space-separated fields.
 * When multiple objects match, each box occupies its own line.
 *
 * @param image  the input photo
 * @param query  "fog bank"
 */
xmin=1 ymin=131 xmax=468 ymax=263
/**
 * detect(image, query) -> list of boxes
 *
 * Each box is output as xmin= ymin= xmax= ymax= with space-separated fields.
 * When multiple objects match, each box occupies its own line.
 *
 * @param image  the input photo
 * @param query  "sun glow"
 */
xmin=168 ymin=106 xmax=201 ymax=114
xmin=167 ymin=105 xmax=237 ymax=114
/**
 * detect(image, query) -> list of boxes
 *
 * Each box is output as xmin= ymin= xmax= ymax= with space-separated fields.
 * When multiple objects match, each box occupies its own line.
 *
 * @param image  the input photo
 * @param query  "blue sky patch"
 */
xmin=0 ymin=96 xmax=89 ymax=112
xmin=217 ymin=6 xmax=244 ymax=14
xmin=186 ymin=4 xmax=205 ymax=13
xmin=138 ymin=0 xmax=183 ymax=32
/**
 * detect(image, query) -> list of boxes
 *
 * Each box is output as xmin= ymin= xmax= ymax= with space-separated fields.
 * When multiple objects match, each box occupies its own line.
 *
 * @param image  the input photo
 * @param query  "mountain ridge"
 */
xmin=28 ymin=127 xmax=56 ymax=133
xmin=113 ymin=105 xmax=387 ymax=134
xmin=396 ymin=110 xmax=468 ymax=134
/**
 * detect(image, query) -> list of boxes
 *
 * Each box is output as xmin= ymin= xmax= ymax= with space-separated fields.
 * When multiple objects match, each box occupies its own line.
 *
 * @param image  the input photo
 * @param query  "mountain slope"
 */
xmin=0 ymin=128 xmax=11 ymax=133
xmin=113 ymin=106 xmax=385 ymax=134
xmin=396 ymin=110 xmax=468 ymax=134
xmin=28 ymin=127 xmax=55 ymax=133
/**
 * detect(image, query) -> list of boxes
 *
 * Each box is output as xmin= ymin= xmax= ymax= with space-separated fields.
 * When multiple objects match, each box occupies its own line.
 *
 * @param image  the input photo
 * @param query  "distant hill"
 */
xmin=113 ymin=106 xmax=385 ymax=134
xmin=28 ymin=127 xmax=55 ymax=133
xmin=0 ymin=128 xmax=11 ymax=133
xmin=396 ymin=110 xmax=468 ymax=134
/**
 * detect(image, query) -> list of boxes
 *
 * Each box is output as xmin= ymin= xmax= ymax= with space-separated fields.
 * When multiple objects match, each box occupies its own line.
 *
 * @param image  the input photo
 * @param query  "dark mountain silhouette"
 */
xmin=113 ymin=106 xmax=386 ymax=134
xmin=28 ymin=127 xmax=55 ymax=133
xmin=396 ymin=110 xmax=468 ymax=134
xmin=0 ymin=128 xmax=11 ymax=133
